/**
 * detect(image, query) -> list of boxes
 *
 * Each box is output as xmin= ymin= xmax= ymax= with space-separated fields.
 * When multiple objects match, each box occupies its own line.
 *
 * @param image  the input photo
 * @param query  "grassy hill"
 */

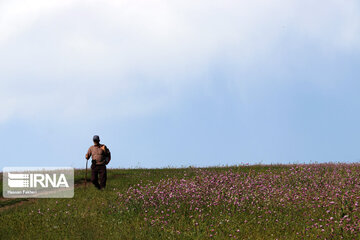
xmin=1 ymin=164 xmax=359 ymax=239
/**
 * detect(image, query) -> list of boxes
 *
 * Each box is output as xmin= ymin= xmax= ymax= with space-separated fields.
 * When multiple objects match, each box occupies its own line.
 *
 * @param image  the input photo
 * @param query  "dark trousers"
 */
xmin=91 ymin=164 xmax=107 ymax=189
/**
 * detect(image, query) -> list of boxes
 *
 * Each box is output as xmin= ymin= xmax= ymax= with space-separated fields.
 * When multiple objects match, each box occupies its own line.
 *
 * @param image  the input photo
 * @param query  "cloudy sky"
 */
xmin=1 ymin=0 xmax=359 ymax=169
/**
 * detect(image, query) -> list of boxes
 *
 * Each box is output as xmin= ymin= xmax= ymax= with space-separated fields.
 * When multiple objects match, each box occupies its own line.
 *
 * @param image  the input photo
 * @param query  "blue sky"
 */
xmin=1 ymin=0 xmax=359 ymax=169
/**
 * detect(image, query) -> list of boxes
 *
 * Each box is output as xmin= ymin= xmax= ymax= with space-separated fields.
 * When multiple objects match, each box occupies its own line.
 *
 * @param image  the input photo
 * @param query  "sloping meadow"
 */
xmin=1 ymin=164 xmax=360 ymax=239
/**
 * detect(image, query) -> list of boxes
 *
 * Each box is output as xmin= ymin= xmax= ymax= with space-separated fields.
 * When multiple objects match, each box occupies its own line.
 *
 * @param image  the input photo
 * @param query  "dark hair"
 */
xmin=93 ymin=135 xmax=100 ymax=142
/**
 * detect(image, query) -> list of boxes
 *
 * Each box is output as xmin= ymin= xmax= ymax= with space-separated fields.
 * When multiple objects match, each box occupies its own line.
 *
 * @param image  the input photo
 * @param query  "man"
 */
xmin=85 ymin=135 xmax=111 ymax=189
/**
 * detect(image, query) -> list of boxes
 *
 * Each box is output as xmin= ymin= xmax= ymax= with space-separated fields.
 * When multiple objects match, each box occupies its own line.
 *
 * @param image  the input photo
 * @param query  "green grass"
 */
xmin=0 ymin=165 xmax=358 ymax=239
xmin=0 ymin=168 xmax=198 ymax=239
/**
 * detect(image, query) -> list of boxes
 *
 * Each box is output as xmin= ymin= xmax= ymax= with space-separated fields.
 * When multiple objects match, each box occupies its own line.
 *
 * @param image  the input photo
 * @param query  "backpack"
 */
xmin=101 ymin=144 xmax=111 ymax=164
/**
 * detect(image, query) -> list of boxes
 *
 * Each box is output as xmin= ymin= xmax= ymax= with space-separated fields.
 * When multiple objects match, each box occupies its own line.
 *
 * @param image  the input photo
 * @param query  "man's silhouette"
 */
xmin=85 ymin=135 xmax=111 ymax=189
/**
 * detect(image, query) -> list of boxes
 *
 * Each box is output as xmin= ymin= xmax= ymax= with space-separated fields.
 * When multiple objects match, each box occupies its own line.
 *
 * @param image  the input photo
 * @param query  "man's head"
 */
xmin=93 ymin=135 xmax=100 ymax=144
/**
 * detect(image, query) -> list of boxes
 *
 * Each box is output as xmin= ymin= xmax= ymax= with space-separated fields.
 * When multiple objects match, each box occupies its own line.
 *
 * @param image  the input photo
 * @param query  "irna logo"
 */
xmin=8 ymin=173 xmax=70 ymax=188
xmin=3 ymin=167 xmax=74 ymax=198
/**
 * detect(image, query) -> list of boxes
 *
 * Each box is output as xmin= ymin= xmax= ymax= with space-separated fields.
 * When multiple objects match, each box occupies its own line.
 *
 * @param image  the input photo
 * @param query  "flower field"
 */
xmin=1 ymin=164 xmax=360 ymax=239
xmin=117 ymin=164 xmax=360 ymax=239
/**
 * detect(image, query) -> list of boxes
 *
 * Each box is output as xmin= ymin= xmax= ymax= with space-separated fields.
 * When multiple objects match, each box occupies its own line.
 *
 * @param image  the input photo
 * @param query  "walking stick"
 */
xmin=85 ymin=159 xmax=88 ymax=187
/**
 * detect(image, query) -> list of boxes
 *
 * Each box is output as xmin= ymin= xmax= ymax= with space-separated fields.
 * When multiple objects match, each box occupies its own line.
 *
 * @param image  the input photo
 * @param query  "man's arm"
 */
xmin=85 ymin=147 xmax=92 ymax=160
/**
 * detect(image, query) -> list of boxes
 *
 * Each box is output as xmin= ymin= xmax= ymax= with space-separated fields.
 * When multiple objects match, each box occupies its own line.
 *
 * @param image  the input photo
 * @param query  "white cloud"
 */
xmin=0 ymin=0 xmax=359 ymax=123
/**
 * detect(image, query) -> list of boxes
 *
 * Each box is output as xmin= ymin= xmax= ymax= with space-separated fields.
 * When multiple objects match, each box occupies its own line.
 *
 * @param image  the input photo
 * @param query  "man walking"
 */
xmin=85 ymin=135 xmax=111 ymax=189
